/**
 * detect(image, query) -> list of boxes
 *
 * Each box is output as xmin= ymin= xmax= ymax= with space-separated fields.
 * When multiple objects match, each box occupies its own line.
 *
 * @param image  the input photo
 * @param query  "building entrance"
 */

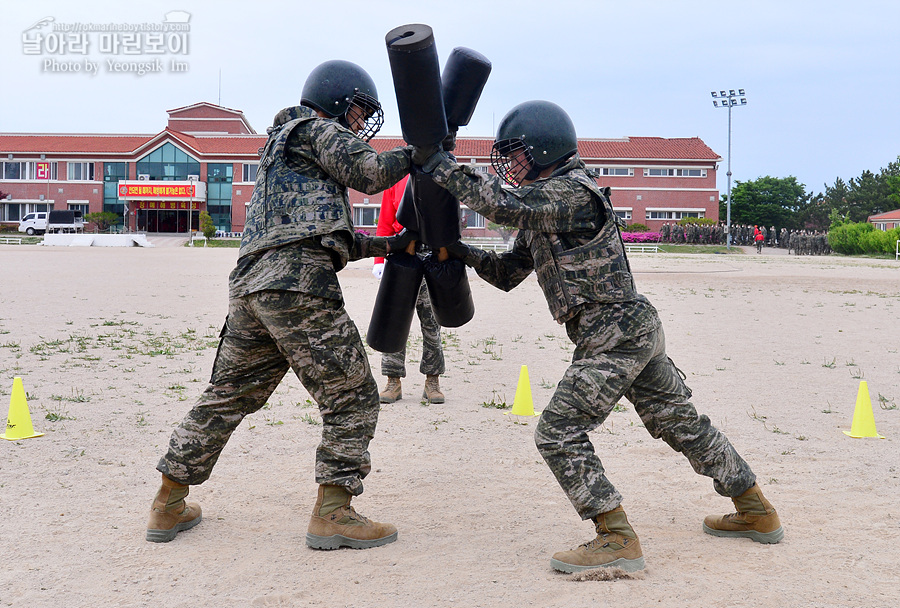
xmin=136 ymin=208 xmax=199 ymax=233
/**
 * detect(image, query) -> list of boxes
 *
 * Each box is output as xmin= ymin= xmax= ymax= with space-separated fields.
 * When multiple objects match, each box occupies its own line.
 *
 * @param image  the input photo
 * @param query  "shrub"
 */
xmin=860 ymin=226 xmax=900 ymax=254
xmin=199 ymin=210 xmax=216 ymax=240
xmin=84 ymin=211 xmax=119 ymax=232
xmin=626 ymin=223 xmax=650 ymax=232
xmin=826 ymin=221 xmax=900 ymax=255
xmin=678 ymin=217 xmax=717 ymax=226
xmin=621 ymin=231 xmax=661 ymax=243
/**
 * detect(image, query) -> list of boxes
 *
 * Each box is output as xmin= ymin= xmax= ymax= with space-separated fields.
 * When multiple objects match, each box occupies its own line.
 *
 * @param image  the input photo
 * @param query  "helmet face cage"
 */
xmin=341 ymin=91 xmax=384 ymax=142
xmin=491 ymin=138 xmax=535 ymax=187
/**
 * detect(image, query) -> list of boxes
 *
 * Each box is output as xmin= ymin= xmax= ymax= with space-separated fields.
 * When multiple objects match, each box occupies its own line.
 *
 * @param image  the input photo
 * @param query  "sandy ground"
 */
xmin=1 ymin=242 xmax=898 ymax=608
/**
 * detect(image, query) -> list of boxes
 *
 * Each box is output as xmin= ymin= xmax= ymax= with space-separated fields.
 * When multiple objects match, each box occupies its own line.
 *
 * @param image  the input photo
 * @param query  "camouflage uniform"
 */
xmin=158 ymin=105 xmax=410 ymax=495
xmin=430 ymin=155 xmax=756 ymax=519
xmin=381 ymin=278 xmax=445 ymax=378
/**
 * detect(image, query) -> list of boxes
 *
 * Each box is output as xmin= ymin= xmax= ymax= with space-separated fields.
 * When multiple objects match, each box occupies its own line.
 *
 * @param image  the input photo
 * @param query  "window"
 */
xmin=676 ymin=169 xmax=706 ymax=177
xmin=241 ymin=163 xmax=259 ymax=183
xmin=136 ymin=142 xmax=200 ymax=181
xmin=614 ymin=209 xmax=632 ymax=220
xmin=1 ymin=203 xmax=23 ymax=221
xmin=643 ymin=168 xmax=706 ymax=177
xmin=601 ymin=167 xmax=634 ymax=176
xmin=68 ymin=202 xmax=90 ymax=216
xmin=646 ymin=210 xmax=705 ymax=220
xmin=353 ymin=205 xmax=379 ymax=227
xmin=67 ymin=162 xmax=95 ymax=181
xmin=207 ymin=163 xmax=234 ymax=231
xmin=103 ymin=162 xmax=128 ymax=219
xmin=1 ymin=161 xmax=58 ymax=180
xmin=461 ymin=208 xmax=485 ymax=228
xmin=6 ymin=203 xmax=50 ymax=220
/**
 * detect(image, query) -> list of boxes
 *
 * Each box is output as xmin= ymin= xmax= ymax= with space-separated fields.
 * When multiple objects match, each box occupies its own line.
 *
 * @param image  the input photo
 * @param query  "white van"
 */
xmin=18 ymin=212 xmax=49 ymax=235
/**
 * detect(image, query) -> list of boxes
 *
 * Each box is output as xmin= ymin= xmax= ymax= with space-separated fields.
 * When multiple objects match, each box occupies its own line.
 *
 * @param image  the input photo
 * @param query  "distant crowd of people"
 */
xmin=656 ymin=223 xmax=830 ymax=255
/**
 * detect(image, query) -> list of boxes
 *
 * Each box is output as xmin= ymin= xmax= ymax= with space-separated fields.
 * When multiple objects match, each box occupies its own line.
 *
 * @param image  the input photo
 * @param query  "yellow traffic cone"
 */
xmin=2 ymin=377 xmax=44 ymax=441
xmin=508 ymin=365 xmax=540 ymax=416
xmin=843 ymin=380 xmax=884 ymax=439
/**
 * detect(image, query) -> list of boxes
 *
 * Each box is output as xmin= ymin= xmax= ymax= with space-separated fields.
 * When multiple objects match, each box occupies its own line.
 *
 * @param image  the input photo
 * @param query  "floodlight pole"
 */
xmin=711 ymin=89 xmax=747 ymax=250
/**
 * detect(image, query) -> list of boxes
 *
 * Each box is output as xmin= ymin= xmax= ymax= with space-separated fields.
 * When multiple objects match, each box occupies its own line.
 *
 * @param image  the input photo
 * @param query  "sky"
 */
xmin=2 ymin=0 xmax=899 ymax=196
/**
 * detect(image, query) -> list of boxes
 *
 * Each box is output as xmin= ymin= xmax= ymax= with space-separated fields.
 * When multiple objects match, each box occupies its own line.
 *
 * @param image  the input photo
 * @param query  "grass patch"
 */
xmin=184 ymin=239 xmax=241 ymax=248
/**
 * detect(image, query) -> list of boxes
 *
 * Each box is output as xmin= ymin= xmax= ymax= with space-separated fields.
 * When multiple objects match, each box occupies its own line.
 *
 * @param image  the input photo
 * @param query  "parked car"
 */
xmin=18 ymin=212 xmax=49 ymax=235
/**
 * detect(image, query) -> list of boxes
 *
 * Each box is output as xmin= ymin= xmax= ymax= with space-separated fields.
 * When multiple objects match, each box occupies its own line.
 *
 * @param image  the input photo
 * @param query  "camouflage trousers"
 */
xmin=157 ymin=290 xmax=380 ymax=495
xmin=381 ymin=279 xmax=445 ymax=378
xmin=534 ymin=309 xmax=756 ymax=520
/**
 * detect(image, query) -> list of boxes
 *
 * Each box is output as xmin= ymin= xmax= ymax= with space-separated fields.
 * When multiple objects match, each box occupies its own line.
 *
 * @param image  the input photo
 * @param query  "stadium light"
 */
xmin=710 ymin=88 xmax=748 ymax=250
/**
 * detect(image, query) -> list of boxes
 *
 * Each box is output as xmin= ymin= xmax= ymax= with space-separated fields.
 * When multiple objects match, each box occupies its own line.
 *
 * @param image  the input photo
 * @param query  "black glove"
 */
xmin=442 ymin=129 xmax=457 ymax=151
xmin=444 ymin=240 xmax=470 ymax=260
xmin=422 ymin=150 xmax=451 ymax=173
xmin=411 ymin=143 xmax=441 ymax=166
xmin=386 ymin=228 xmax=418 ymax=254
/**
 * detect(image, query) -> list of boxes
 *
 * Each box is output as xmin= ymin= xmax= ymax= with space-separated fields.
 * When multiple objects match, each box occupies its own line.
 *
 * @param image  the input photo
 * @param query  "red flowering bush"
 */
xmin=621 ymin=232 xmax=661 ymax=243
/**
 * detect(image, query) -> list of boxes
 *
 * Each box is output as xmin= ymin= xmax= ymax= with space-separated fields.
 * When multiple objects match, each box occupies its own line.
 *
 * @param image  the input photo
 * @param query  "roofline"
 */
xmin=580 ymin=156 xmax=722 ymax=163
xmin=166 ymin=102 xmax=245 ymax=116
xmin=165 ymin=102 xmax=257 ymax=134
xmin=0 ymin=132 xmax=155 ymax=138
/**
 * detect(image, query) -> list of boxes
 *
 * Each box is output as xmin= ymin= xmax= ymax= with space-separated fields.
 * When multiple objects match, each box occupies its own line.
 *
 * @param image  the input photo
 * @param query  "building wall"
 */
xmin=2 ymin=121 xmax=720 ymax=235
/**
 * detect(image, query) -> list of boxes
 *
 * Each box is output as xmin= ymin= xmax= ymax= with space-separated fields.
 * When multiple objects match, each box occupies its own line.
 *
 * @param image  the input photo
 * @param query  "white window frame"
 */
xmin=241 ymin=163 xmax=259 ymax=183
xmin=67 ymin=162 xmax=95 ymax=181
xmin=613 ymin=207 xmax=632 ymax=220
xmin=645 ymin=208 xmax=706 ymax=220
xmin=2 ymin=161 xmax=59 ymax=181
xmin=601 ymin=167 xmax=634 ymax=176
xmin=643 ymin=168 xmax=707 ymax=178
xmin=460 ymin=206 xmax=486 ymax=228
xmin=68 ymin=200 xmax=90 ymax=216
xmin=353 ymin=202 xmax=379 ymax=228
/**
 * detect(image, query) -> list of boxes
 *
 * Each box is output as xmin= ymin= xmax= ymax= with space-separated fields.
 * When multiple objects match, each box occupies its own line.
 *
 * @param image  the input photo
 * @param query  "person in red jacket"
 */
xmin=754 ymin=225 xmax=764 ymax=253
xmin=373 ymin=175 xmax=446 ymax=403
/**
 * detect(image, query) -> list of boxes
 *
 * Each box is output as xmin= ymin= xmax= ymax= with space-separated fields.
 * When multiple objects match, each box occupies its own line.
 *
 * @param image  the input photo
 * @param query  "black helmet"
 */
xmin=490 ymin=100 xmax=578 ymax=187
xmin=301 ymin=60 xmax=384 ymax=141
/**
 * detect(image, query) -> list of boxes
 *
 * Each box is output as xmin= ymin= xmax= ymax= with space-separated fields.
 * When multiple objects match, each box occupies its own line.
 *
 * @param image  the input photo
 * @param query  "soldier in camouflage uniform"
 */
xmin=147 ymin=60 xmax=417 ymax=550
xmin=373 ymin=175 xmax=446 ymax=404
xmin=415 ymin=101 xmax=783 ymax=573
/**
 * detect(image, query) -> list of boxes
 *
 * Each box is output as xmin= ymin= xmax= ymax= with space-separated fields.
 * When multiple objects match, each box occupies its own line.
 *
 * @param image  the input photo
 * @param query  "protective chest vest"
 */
xmin=526 ymin=170 xmax=636 ymax=322
xmin=238 ymin=116 xmax=354 ymax=266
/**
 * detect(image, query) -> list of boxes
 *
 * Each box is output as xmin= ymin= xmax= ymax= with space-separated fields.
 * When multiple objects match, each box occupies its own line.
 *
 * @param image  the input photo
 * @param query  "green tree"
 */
xmin=845 ymin=170 xmax=884 ymax=223
xmin=795 ymin=192 xmax=831 ymax=231
xmin=199 ymin=210 xmax=216 ymax=240
xmin=886 ymin=174 xmax=900 ymax=208
xmin=721 ymin=176 xmax=808 ymax=229
xmin=487 ymin=221 xmax=517 ymax=243
xmin=84 ymin=211 xmax=119 ymax=232
xmin=820 ymin=177 xmax=851 ymax=226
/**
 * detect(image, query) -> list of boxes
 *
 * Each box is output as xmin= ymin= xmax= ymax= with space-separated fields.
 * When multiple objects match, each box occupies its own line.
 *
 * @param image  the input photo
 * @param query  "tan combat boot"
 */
xmin=422 ymin=375 xmax=445 ymax=404
xmin=550 ymin=506 xmax=645 ymax=573
xmin=306 ymin=485 xmax=398 ymax=550
xmin=379 ymin=377 xmax=402 ymax=403
xmin=703 ymin=483 xmax=784 ymax=544
xmin=146 ymin=474 xmax=202 ymax=543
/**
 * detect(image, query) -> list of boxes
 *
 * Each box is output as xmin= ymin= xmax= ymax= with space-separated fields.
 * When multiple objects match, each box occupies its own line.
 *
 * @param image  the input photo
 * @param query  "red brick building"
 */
xmin=1 ymin=102 xmax=721 ymax=235
xmin=867 ymin=209 xmax=900 ymax=230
